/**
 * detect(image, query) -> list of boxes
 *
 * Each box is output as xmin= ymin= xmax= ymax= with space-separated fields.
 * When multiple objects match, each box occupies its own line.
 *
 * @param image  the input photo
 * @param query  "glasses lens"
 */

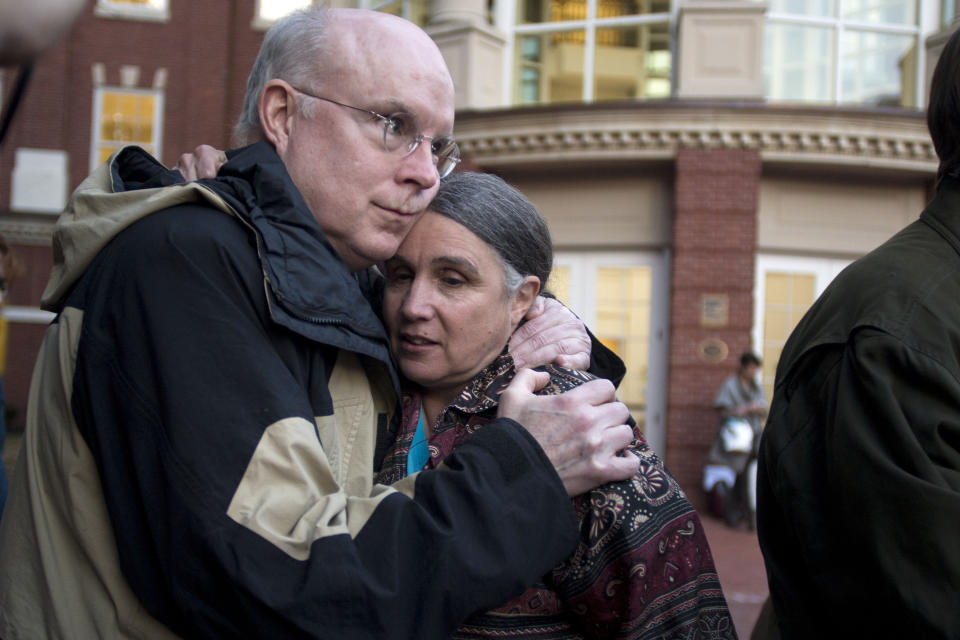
xmin=434 ymin=138 xmax=461 ymax=178
xmin=382 ymin=113 xmax=418 ymax=154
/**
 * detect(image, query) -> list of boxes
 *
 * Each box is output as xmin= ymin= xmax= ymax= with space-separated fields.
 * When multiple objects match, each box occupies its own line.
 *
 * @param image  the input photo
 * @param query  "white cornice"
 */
xmin=454 ymin=102 xmax=938 ymax=174
xmin=0 ymin=215 xmax=55 ymax=246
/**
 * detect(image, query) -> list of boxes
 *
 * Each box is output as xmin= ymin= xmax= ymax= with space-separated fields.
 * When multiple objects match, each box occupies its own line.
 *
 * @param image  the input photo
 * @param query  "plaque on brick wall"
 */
xmin=698 ymin=338 xmax=729 ymax=364
xmin=700 ymin=293 xmax=729 ymax=328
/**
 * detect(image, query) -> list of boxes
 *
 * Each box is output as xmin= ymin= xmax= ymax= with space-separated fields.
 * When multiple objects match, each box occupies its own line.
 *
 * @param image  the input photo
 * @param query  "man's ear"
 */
xmin=511 ymin=276 xmax=542 ymax=327
xmin=259 ymin=79 xmax=297 ymax=155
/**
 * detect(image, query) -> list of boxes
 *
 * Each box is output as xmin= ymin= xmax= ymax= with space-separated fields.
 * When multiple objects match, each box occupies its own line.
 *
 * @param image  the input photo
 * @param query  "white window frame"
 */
xmin=252 ymin=0 xmax=316 ymax=30
xmin=752 ymin=253 xmax=852 ymax=358
xmin=90 ymin=86 xmax=164 ymax=172
xmin=495 ymin=0 xmax=677 ymax=105
xmin=554 ymin=249 xmax=670 ymax=457
xmin=94 ymin=0 xmax=170 ymax=23
xmin=765 ymin=0 xmax=939 ymax=108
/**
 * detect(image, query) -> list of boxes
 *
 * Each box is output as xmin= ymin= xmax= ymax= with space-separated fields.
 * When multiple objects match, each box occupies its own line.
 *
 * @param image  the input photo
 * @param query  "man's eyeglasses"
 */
xmin=291 ymin=87 xmax=461 ymax=179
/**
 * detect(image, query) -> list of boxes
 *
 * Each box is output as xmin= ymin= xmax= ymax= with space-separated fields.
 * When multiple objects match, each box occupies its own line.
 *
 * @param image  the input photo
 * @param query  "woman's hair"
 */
xmin=740 ymin=352 xmax=761 ymax=369
xmin=233 ymin=6 xmax=331 ymax=146
xmin=928 ymin=27 xmax=960 ymax=183
xmin=428 ymin=172 xmax=552 ymax=293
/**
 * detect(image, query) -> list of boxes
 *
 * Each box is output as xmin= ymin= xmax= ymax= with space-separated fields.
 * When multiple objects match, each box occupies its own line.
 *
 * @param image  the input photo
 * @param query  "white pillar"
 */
xmin=427 ymin=0 xmax=508 ymax=110
xmin=676 ymin=0 xmax=767 ymax=100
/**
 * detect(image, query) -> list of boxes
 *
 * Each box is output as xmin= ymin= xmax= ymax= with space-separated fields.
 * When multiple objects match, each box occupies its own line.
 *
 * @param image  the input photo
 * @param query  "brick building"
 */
xmin=0 ymin=0 xmax=951 ymax=502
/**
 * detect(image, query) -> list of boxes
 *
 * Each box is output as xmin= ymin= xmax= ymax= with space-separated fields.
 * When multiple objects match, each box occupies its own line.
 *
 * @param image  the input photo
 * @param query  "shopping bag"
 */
xmin=720 ymin=417 xmax=753 ymax=453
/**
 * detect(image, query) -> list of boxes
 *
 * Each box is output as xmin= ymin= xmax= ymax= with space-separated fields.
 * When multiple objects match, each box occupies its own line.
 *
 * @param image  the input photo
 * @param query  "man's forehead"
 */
xmin=326 ymin=11 xmax=453 ymax=89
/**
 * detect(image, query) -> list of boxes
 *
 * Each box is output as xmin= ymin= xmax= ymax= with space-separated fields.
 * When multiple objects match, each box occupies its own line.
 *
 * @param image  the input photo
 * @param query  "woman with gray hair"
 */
xmin=377 ymin=172 xmax=734 ymax=639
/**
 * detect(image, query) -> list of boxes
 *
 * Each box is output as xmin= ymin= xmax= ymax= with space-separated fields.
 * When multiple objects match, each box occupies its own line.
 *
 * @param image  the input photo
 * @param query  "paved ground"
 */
xmin=701 ymin=514 xmax=769 ymax=639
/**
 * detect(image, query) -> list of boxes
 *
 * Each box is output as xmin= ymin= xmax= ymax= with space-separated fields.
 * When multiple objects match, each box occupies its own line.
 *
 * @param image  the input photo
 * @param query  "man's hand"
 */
xmin=510 ymin=297 xmax=591 ymax=370
xmin=174 ymin=144 xmax=227 ymax=181
xmin=499 ymin=368 xmax=638 ymax=496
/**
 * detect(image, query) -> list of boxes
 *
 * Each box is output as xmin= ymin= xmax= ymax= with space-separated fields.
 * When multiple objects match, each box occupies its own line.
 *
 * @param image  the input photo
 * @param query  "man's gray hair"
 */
xmin=233 ymin=6 xmax=330 ymax=145
xmin=428 ymin=172 xmax=553 ymax=293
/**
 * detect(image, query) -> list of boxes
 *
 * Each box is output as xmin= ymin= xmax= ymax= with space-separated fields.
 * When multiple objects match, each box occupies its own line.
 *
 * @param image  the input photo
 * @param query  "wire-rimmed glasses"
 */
xmin=291 ymin=86 xmax=461 ymax=179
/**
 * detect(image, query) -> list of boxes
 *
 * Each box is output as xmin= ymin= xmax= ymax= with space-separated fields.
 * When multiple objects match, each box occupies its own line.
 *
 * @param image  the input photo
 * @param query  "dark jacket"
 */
xmin=0 ymin=144 xmax=579 ymax=640
xmin=757 ymin=175 xmax=960 ymax=639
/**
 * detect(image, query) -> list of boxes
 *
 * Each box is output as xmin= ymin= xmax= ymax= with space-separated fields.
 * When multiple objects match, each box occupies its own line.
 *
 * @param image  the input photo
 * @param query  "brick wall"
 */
xmin=0 ymin=0 xmax=268 ymax=430
xmin=666 ymin=147 xmax=761 ymax=506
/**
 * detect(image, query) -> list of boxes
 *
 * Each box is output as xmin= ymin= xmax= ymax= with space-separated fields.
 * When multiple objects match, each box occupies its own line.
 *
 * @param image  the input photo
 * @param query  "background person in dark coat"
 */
xmin=757 ymin=26 xmax=960 ymax=639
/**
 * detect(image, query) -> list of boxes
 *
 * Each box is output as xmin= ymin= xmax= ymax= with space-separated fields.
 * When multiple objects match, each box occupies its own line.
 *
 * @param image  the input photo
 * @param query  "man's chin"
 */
xmin=343 ymin=243 xmax=403 ymax=273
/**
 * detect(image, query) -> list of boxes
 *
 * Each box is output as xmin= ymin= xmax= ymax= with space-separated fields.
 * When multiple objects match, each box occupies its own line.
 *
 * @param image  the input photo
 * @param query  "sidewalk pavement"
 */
xmin=701 ymin=514 xmax=769 ymax=639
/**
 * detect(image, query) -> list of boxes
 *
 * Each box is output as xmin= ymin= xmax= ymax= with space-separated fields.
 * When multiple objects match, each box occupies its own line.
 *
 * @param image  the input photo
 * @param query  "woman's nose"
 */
xmin=400 ymin=279 xmax=434 ymax=320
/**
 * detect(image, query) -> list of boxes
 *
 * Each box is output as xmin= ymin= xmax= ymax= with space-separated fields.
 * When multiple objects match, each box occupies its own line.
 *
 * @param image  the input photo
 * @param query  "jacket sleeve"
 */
xmin=71 ymin=207 xmax=578 ymax=640
xmin=761 ymin=328 xmax=960 ymax=638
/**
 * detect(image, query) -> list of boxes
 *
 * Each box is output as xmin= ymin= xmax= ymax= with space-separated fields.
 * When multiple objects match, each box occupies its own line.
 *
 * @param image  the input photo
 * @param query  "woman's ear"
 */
xmin=510 ymin=276 xmax=542 ymax=328
xmin=259 ymin=79 xmax=296 ymax=155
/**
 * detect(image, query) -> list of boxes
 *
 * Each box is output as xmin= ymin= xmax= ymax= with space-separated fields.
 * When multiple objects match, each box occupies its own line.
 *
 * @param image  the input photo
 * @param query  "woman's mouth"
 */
xmin=399 ymin=333 xmax=438 ymax=351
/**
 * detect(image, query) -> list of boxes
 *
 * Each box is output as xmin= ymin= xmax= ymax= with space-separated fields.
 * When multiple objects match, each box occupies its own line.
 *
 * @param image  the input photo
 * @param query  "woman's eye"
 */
xmin=441 ymin=276 xmax=465 ymax=287
xmin=386 ymin=271 xmax=412 ymax=284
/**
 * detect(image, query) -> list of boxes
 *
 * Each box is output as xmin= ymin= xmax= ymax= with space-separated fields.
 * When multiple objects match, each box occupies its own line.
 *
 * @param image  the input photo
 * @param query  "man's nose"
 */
xmin=396 ymin=140 xmax=439 ymax=190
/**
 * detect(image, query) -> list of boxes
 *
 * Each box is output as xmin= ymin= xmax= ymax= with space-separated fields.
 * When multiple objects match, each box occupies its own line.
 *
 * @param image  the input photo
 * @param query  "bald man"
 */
xmin=0 ymin=8 xmax=638 ymax=639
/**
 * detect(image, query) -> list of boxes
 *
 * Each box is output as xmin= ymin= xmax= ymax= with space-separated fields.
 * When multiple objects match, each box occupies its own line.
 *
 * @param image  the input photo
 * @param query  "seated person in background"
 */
xmin=707 ymin=352 xmax=766 ymax=529
xmin=375 ymin=172 xmax=735 ymax=640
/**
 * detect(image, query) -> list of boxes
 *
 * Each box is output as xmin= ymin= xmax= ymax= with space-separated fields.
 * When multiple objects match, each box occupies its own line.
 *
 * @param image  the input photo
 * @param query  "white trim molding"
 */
xmin=2 ymin=306 xmax=56 ymax=324
xmin=454 ymin=102 xmax=937 ymax=173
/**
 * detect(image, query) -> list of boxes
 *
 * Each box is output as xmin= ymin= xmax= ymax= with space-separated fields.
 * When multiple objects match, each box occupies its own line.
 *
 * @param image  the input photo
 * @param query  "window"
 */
xmin=549 ymin=251 xmax=670 ymax=455
xmin=91 ymin=88 xmax=163 ymax=171
xmin=95 ymin=0 xmax=169 ymax=22
xmin=504 ymin=0 xmax=673 ymax=105
xmin=752 ymin=255 xmax=851 ymax=401
xmin=254 ymin=0 xmax=315 ymax=28
xmin=764 ymin=0 xmax=926 ymax=107
xmin=360 ymin=0 xmax=431 ymax=25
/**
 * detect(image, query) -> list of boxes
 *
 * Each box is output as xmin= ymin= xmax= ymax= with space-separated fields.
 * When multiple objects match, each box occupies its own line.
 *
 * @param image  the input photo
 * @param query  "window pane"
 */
xmin=594 ymin=23 xmax=670 ymax=101
xmin=518 ymin=0 xmax=583 ymax=23
xmin=546 ymin=265 xmax=572 ymax=305
xmin=518 ymin=0 xmax=670 ymax=22
xmin=258 ymin=0 xmax=312 ymax=21
xmin=513 ymin=30 xmax=586 ymax=104
xmin=371 ymin=0 xmax=430 ymax=26
xmin=595 ymin=266 xmax=651 ymax=420
xmin=840 ymin=30 xmax=916 ymax=106
xmin=765 ymin=22 xmax=834 ymax=102
xmin=761 ymin=271 xmax=816 ymax=401
xmin=104 ymin=0 xmax=166 ymax=8
xmin=767 ymin=0 xmax=835 ymax=17
xmin=943 ymin=0 xmax=956 ymax=28
xmin=843 ymin=0 xmax=915 ymax=25
xmin=95 ymin=89 xmax=159 ymax=170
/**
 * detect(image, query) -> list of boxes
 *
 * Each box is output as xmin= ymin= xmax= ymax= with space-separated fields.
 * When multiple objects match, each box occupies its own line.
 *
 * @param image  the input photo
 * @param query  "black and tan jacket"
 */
xmin=0 ymin=144 xmax=578 ymax=639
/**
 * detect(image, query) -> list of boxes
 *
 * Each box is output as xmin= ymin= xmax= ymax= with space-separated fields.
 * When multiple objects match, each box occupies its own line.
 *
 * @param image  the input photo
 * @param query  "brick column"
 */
xmin=666 ymin=147 xmax=761 ymax=505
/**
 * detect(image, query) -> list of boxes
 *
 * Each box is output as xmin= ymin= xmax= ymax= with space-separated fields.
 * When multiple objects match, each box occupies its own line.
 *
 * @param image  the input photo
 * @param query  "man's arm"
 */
xmin=74 ymin=207 xmax=582 ymax=639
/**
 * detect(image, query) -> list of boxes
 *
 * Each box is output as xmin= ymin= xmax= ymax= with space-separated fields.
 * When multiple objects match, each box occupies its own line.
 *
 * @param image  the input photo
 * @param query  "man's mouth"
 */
xmin=377 ymin=203 xmax=419 ymax=217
